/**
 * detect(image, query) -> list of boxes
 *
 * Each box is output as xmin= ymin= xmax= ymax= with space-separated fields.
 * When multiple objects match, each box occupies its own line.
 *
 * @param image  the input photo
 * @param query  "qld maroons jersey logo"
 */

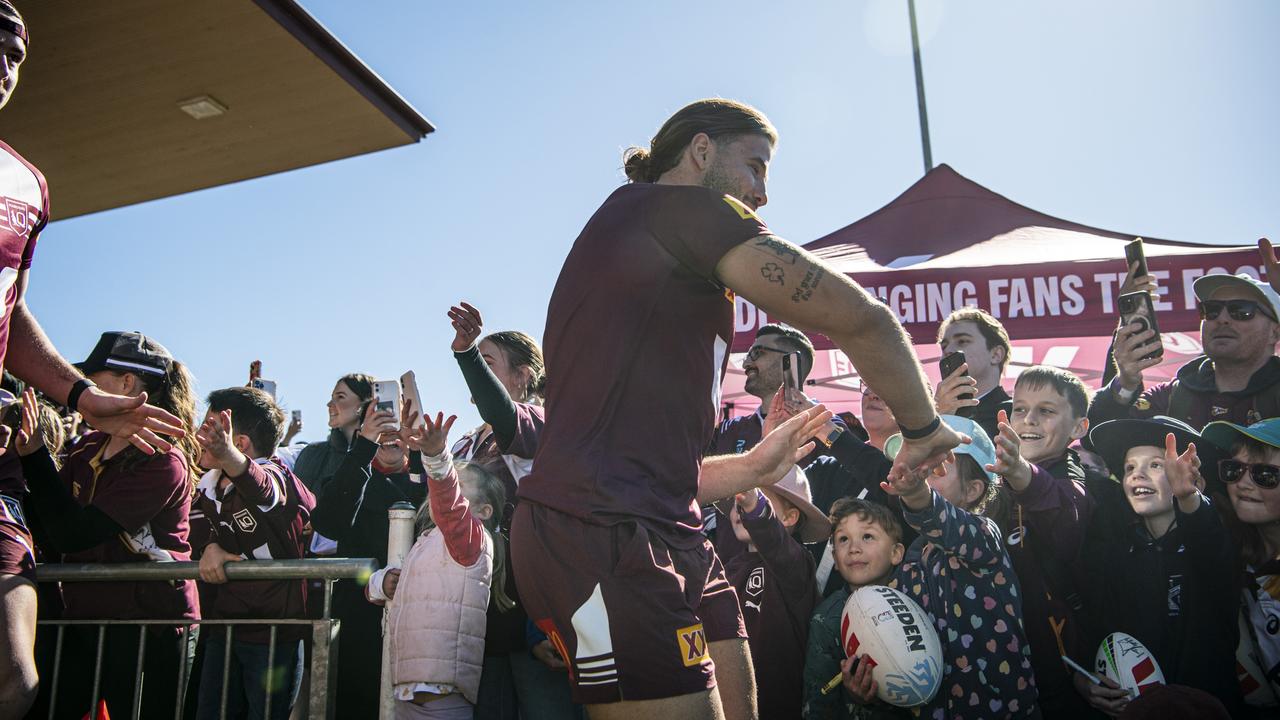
xmin=0 ymin=196 xmax=36 ymax=237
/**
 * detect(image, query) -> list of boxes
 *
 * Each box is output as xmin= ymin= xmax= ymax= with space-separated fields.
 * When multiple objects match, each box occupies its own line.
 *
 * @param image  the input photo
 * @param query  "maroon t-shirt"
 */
xmin=60 ymin=432 xmax=199 ymax=621
xmin=0 ymin=140 xmax=47 ymax=375
xmin=519 ymin=184 xmax=769 ymax=547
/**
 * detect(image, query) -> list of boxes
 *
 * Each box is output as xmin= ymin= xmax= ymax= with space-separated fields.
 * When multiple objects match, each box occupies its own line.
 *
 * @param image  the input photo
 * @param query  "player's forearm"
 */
xmin=6 ymin=301 xmax=81 ymax=403
xmin=698 ymin=453 xmax=763 ymax=504
xmin=825 ymin=304 xmax=935 ymax=430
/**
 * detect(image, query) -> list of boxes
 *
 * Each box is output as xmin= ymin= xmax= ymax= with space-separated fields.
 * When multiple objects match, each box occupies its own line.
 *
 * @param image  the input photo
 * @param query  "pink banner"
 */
xmin=731 ymin=250 xmax=1261 ymax=352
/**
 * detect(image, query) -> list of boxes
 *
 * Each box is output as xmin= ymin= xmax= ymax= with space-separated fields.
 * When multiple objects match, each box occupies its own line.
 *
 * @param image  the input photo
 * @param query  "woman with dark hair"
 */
xmin=293 ymin=373 xmax=374 ymax=496
xmin=16 ymin=331 xmax=200 ymax=719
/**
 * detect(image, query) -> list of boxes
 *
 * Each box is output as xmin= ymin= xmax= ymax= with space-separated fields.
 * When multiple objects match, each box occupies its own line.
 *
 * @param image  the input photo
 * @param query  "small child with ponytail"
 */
xmin=368 ymin=408 xmax=509 ymax=719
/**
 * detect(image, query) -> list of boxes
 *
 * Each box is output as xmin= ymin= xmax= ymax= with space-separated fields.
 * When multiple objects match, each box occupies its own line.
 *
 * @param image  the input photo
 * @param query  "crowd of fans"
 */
xmin=0 ymin=5 xmax=1275 ymax=717
xmin=2 ymin=256 xmax=1277 ymax=719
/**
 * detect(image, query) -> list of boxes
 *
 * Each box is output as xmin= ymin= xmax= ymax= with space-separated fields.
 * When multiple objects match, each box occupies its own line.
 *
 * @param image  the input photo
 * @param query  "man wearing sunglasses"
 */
xmin=1090 ymin=272 xmax=1280 ymax=431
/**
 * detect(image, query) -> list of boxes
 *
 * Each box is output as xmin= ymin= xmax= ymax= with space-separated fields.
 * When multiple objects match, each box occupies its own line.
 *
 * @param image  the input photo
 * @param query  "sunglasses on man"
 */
xmin=744 ymin=345 xmax=789 ymax=361
xmin=1197 ymin=299 xmax=1278 ymax=323
xmin=1218 ymin=458 xmax=1280 ymax=489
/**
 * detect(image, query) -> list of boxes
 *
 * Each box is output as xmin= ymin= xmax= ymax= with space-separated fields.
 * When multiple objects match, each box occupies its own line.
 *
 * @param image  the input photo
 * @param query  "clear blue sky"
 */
xmin=21 ymin=0 xmax=1279 ymax=439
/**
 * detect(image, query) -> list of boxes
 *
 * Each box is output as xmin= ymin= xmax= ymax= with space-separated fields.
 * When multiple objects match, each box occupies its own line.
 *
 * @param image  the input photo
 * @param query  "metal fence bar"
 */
xmin=36 ymin=558 xmax=375 ymax=583
xmin=47 ymin=624 xmax=64 ymax=720
xmin=131 ymin=625 xmax=147 ymax=720
xmin=174 ymin=626 xmax=190 ymax=720
xmin=309 ymin=614 xmax=340 ymax=720
xmin=264 ymin=625 xmax=277 ymax=720
xmin=219 ymin=625 xmax=233 ymax=720
xmin=90 ymin=625 xmax=105 ymax=720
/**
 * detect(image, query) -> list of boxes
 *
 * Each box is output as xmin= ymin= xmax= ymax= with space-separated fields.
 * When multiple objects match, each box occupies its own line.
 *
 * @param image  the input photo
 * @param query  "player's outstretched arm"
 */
xmin=698 ymin=404 xmax=831 ymax=504
xmin=715 ymin=235 xmax=964 ymax=477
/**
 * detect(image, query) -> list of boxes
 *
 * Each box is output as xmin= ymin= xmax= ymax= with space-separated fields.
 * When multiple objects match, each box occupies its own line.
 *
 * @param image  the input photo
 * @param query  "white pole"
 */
xmin=379 ymin=501 xmax=418 ymax=720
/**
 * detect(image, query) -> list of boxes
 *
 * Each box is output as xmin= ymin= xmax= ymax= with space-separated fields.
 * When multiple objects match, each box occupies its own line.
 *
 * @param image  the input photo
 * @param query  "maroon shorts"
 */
xmin=0 ymin=493 xmax=35 ymax=584
xmin=511 ymin=501 xmax=746 ymax=705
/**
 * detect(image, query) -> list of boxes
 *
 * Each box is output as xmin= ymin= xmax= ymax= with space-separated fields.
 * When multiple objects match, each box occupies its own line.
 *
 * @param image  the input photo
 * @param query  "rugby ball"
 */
xmin=1095 ymin=632 xmax=1165 ymax=699
xmin=840 ymin=585 xmax=942 ymax=707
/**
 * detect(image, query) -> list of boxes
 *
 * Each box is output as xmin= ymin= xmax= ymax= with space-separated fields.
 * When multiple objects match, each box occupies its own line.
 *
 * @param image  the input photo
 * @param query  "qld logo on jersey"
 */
xmin=721 ymin=195 xmax=762 ymax=223
xmin=0 ymin=196 xmax=36 ymax=237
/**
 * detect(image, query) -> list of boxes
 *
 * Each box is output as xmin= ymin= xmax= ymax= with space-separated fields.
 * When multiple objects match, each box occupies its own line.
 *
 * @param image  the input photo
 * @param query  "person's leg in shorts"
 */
xmin=511 ymin=503 xmax=750 ymax=720
xmin=0 ymin=573 xmax=38 ymax=718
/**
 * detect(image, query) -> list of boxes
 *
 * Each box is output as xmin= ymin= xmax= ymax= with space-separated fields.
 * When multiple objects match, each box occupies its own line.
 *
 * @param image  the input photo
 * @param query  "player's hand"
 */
xmin=748 ymin=404 xmax=832 ymax=487
xmin=1259 ymin=238 xmax=1280 ymax=294
xmin=358 ymin=403 xmax=398 ymax=444
xmin=15 ymin=387 xmax=43 ymax=457
xmin=1073 ymin=671 xmax=1129 ymax=717
xmin=988 ymin=410 xmax=1032 ymax=490
xmin=404 ymin=411 xmax=456 ymax=457
xmin=887 ymin=419 xmax=967 ymax=486
xmin=841 ymin=656 xmax=877 ymax=705
xmin=1112 ymin=320 xmax=1161 ymax=392
xmin=1165 ymin=432 xmax=1204 ymax=500
xmin=195 ymin=410 xmax=248 ymax=475
xmin=449 ymin=301 xmax=484 ymax=353
xmin=532 ymin=639 xmax=567 ymax=670
xmin=199 ymin=543 xmax=242 ymax=584
xmin=77 ymin=387 xmax=185 ymax=455
xmin=1118 ymin=259 xmax=1158 ymax=298
xmin=382 ymin=568 xmax=401 ymax=600
xmin=934 ymin=363 xmax=979 ymax=416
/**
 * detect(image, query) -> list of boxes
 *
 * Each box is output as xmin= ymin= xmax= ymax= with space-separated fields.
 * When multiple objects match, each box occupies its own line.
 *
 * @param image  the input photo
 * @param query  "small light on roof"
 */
xmin=177 ymin=95 xmax=228 ymax=120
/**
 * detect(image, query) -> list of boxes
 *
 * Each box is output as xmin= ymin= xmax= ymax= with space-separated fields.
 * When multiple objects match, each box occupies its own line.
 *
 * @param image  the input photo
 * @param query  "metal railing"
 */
xmin=35 ymin=557 xmax=376 ymax=720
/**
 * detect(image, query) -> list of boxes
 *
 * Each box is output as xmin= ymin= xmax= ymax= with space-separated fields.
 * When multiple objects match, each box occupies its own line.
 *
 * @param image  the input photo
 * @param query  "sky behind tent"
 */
xmin=21 ymin=0 xmax=1279 ymax=438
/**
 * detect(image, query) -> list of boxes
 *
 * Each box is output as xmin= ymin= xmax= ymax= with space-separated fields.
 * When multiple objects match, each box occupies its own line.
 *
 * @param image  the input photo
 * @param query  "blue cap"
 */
xmin=884 ymin=414 xmax=997 ymax=482
xmin=1201 ymin=418 xmax=1280 ymax=454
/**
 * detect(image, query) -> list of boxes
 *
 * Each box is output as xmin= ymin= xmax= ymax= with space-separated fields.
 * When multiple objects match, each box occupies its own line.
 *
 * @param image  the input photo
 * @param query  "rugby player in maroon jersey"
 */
xmin=511 ymin=98 xmax=965 ymax=720
xmin=0 ymin=5 xmax=186 ymax=716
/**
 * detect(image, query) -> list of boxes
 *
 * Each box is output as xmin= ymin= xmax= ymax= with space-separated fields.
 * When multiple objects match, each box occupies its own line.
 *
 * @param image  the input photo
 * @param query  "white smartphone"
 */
xmin=400 ymin=370 xmax=425 ymax=429
xmin=373 ymin=380 xmax=401 ymax=428
xmin=250 ymin=378 xmax=277 ymax=399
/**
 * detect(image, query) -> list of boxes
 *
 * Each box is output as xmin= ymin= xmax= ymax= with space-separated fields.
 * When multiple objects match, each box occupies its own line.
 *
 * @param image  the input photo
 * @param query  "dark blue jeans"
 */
xmin=195 ymin=630 xmax=303 ymax=720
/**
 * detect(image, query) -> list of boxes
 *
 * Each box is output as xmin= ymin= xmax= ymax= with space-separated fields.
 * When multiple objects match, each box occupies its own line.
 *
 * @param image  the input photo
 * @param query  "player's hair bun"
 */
xmin=622 ymin=146 xmax=652 ymax=183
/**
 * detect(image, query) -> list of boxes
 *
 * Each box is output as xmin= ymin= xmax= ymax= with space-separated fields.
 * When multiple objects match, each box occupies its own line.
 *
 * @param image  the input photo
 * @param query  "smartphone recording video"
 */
xmin=373 ymin=379 xmax=402 ymax=428
xmin=1118 ymin=291 xmax=1163 ymax=361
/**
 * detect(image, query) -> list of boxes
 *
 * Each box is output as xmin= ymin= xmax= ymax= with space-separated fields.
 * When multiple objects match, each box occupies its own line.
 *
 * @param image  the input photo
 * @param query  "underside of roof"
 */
xmin=3 ymin=0 xmax=433 ymax=220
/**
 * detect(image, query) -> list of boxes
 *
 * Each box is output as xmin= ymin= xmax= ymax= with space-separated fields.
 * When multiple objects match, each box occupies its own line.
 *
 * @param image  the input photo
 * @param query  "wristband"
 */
xmin=897 ymin=415 xmax=940 ymax=440
xmin=66 ymin=378 xmax=95 ymax=413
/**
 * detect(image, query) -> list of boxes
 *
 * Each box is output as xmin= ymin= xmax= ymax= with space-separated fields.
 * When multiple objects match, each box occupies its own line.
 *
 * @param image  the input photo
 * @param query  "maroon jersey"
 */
xmin=0 ymin=140 xmax=46 ymax=375
xmin=61 ymin=432 xmax=199 ymax=621
xmin=195 ymin=456 xmax=315 ymax=642
xmin=451 ymin=401 xmax=544 ymax=525
xmin=519 ymin=184 xmax=768 ymax=547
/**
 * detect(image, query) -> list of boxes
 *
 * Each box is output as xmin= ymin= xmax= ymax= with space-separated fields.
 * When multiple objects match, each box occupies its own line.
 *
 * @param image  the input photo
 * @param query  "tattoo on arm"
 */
xmin=791 ymin=264 xmax=826 ymax=303
xmin=754 ymin=235 xmax=800 ymax=264
xmin=762 ymin=262 xmax=785 ymax=285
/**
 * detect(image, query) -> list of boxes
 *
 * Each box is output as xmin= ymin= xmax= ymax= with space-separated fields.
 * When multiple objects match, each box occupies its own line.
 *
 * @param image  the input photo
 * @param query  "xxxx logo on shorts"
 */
xmin=677 ymin=623 xmax=709 ymax=668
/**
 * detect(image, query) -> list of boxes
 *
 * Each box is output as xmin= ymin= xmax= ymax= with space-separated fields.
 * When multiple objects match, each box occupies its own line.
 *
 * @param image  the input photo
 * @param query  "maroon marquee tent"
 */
xmin=721 ymin=164 xmax=1261 ymax=417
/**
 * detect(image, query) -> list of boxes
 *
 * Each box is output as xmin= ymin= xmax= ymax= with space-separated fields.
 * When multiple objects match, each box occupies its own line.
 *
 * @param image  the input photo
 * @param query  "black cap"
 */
xmin=76 ymin=331 xmax=173 ymax=378
xmin=1089 ymin=416 xmax=1217 ymax=485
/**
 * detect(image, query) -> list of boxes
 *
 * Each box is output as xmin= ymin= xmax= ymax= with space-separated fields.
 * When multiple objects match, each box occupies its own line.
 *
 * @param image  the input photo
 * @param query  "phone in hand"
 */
xmin=938 ymin=351 xmax=976 ymax=419
xmin=373 ymin=380 xmax=402 ymax=428
xmin=250 ymin=378 xmax=277 ymax=399
xmin=291 ymin=409 xmax=302 ymax=424
xmin=1124 ymin=238 xmax=1148 ymax=280
xmin=782 ymin=351 xmax=803 ymax=394
xmin=1118 ymin=291 xmax=1163 ymax=361
xmin=399 ymin=371 xmax=424 ymax=429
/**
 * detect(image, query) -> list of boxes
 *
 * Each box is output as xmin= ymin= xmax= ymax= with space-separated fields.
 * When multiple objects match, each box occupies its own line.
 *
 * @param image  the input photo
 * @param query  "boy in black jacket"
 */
xmin=1082 ymin=416 xmax=1241 ymax=716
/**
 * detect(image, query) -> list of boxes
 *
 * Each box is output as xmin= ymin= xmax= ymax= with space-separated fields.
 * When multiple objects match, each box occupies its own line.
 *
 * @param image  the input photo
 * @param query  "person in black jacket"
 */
xmin=309 ymin=401 xmax=427 ymax=720
xmin=293 ymin=373 xmax=374 ymax=496
xmin=1081 ymin=417 xmax=1241 ymax=717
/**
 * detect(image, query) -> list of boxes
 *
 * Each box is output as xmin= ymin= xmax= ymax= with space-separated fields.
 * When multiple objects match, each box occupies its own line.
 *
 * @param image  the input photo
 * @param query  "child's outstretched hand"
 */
xmin=15 ymin=387 xmax=42 ymax=457
xmin=881 ymin=464 xmax=931 ymax=510
xmin=841 ymin=656 xmax=878 ymax=705
xmin=988 ymin=409 xmax=1033 ymax=491
xmin=1165 ymin=432 xmax=1203 ymax=512
xmin=404 ymin=410 xmax=457 ymax=457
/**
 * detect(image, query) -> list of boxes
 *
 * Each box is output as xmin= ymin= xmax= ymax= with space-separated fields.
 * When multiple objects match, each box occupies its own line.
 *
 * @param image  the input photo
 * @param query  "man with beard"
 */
xmin=511 ymin=98 xmax=963 ymax=720
xmin=1091 ymin=265 xmax=1280 ymax=430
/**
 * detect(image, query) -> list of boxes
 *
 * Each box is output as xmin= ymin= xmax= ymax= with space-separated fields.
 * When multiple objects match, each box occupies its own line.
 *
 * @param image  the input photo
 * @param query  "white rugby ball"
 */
xmin=840 ymin=585 xmax=943 ymax=707
xmin=1095 ymin=632 xmax=1165 ymax=700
